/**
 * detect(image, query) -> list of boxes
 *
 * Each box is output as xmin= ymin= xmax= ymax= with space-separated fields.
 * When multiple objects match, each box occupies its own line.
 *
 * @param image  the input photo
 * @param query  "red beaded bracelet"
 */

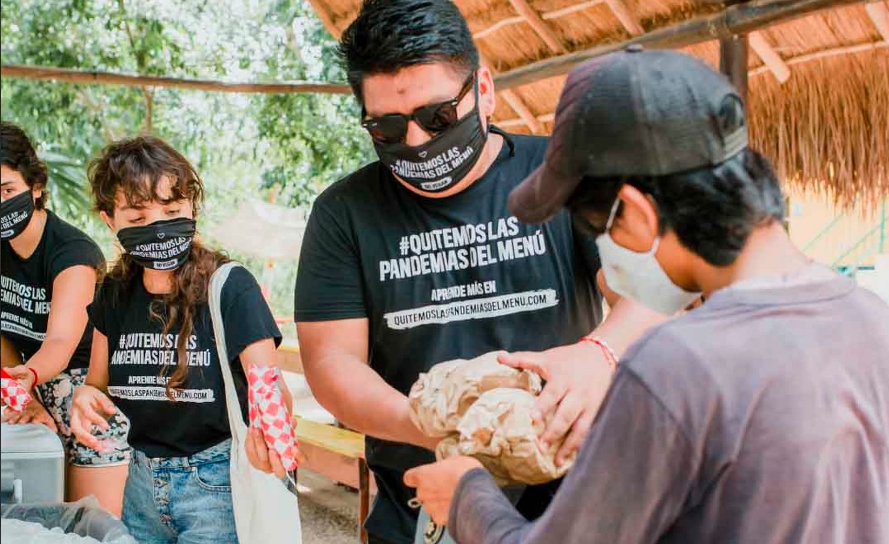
xmin=579 ymin=335 xmax=619 ymax=373
xmin=25 ymin=366 xmax=39 ymax=387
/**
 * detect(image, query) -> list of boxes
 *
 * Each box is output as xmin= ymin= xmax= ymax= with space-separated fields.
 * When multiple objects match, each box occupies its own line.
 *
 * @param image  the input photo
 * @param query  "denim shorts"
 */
xmin=122 ymin=439 xmax=238 ymax=544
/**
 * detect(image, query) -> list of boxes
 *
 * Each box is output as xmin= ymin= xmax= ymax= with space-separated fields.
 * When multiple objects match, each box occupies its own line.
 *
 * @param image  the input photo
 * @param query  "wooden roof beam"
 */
xmin=473 ymin=1 xmax=606 ymax=40
xmin=604 ymin=0 xmax=644 ymax=35
xmin=542 ymin=0 xmax=606 ymax=20
xmin=493 ymin=0 xmax=861 ymax=91
xmin=481 ymin=52 xmax=544 ymax=134
xmin=865 ymin=2 xmax=889 ymax=42
xmin=749 ymin=31 xmax=791 ymax=83
xmin=305 ymin=0 xmax=341 ymax=38
xmin=500 ymin=89 xmax=545 ymax=134
xmin=498 ymin=39 xmax=889 ymax=128
xmin=499 ymin=112 xmax=555 ymax=129
xmin=749 ymin=39 xmax=889 ymax=75
xmin=0 ymin=64 xmax=351 ymax=94
xmin=507 ymin=0 xmax=567 ymax=53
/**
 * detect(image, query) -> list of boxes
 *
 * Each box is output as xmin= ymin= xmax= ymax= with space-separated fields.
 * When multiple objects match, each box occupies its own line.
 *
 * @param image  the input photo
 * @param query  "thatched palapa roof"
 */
xmin=306 ymin=0 xmax=889 ymax=209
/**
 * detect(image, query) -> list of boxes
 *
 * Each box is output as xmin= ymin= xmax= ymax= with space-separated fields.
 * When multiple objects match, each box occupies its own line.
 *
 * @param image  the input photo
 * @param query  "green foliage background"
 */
xmin=1 ymin=0 xmax=374 ymax=329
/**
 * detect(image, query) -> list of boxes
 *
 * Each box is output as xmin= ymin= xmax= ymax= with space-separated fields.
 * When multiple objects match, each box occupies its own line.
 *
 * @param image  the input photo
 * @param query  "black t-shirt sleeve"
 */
xmin=220 ymin=266 xmax=282 ymax=361
xmin=86 ymin=281 xmax=111 ymax=337
xmin=294 ymin=193 xmax=368 ymax=321
xmin=48 ymin=238 xmax=104 ymax=282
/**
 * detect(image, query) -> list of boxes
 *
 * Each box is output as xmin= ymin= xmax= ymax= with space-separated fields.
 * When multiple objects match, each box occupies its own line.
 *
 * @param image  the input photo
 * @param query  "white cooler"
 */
xmin=1 ymin=422 xmax=65 ymax=504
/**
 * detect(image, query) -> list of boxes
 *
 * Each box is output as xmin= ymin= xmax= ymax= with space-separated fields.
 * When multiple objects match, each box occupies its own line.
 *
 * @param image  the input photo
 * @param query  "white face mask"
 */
xmin=595 ymin=198 xmax=701 ymax=315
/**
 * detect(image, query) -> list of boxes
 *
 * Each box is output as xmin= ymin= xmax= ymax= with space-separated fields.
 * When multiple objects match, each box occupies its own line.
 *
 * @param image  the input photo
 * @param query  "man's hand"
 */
xmin=404 ymin=456 xmax=483 ymax=525
xmin=2 ymin=395 xmax=58 ymax=432
xmin=499 ymin=341 xmax=614 ymax=465
xmin=4 ymin=365 xmax=36 ymax=391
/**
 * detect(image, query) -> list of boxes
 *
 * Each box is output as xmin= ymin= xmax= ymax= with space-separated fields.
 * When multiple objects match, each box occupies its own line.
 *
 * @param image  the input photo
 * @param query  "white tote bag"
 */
xmin=209 ymin=262 xmax=302 ymax=544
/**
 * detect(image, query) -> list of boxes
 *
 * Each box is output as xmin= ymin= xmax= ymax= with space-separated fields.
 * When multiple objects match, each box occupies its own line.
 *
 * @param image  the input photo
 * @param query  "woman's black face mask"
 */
xmin=1 ymin=191 xmax=36 ymax=240
xmin=116 ymin=217 xmax=197 ymax=271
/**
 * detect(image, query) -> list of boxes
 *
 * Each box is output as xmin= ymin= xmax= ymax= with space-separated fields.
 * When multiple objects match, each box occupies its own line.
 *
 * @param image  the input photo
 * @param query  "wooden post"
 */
xmin=720 ymin=34 xmax=749 ymax=104
xmin=358 ymin=458 xmax=370 ymax=544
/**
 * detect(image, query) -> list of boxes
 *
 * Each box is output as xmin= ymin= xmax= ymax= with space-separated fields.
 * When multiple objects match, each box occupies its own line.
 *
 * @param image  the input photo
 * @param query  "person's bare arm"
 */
xmin=589 ymin=296 xmax=665 ymax=357
xmin=19 ymin=266 xmax=98 ymax=387
xmin=298 ymin=318 xmax=438 ymax=450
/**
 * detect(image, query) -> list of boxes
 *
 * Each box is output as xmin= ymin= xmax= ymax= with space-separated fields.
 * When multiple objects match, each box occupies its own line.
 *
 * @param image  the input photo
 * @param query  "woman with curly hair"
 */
xmin=70 ymin=135 xmax=292 ymax=542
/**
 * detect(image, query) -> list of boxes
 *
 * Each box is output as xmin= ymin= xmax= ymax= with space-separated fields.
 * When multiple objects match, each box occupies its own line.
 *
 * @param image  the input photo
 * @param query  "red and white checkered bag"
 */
xmin=1 ymin=367 xmax=32 ymax=412
xmin=247 ymin=365 xmax=299 ymax=471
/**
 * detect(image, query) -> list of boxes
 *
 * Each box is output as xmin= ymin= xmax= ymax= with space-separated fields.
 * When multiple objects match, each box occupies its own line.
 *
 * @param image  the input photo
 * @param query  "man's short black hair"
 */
xmin=339 ymin=0 xmax=479 ymax=105
xmin=1 ymin=121 xmax=48 ymax=209
xmin=568 ymin=149 xmax=786 ymax=267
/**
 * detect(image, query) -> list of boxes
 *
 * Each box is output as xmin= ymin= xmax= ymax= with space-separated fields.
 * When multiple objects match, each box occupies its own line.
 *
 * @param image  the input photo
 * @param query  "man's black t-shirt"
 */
xmin=87 ymin=266 xmax=282 ymax=457
xmin=295 ymin=131 xmax=604 ymax=542
xmin=1 ymin=211 xmax=104 ymax=369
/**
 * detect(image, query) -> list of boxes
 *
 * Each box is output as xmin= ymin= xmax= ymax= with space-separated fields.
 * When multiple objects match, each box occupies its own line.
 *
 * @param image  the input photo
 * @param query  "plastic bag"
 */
xmin=0 ymin=497 xmax=135 ymax=543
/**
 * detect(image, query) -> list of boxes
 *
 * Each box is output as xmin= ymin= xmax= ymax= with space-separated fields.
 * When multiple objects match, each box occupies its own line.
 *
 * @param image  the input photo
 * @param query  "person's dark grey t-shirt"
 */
xmin=451 ymin=271 xmax=889 ymax=544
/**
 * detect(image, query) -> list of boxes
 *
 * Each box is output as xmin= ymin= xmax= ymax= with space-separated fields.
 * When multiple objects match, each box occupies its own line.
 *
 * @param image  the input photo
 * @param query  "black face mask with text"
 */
xmin=1 ymin=191 xmax=36 ymax=241
xmin=116 ymin=217 xmax=197 ymax=271
xmin=374 ymin=94 xmax=488 ymax=194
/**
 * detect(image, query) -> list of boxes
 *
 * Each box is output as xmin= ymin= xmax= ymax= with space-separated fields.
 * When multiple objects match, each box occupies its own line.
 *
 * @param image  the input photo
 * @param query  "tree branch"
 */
xmin=118 ymin=0 xmax=153 ymax=133
xmin=141 ymin=86 xmax=154 ymax=133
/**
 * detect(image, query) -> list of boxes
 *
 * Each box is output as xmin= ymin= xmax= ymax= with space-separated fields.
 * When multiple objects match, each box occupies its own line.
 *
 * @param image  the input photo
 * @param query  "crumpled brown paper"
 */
xmin=411 ymin=352 xmax=573 ymax=486
xmin=408 ymin=351 xmax=542 ymax=437
xmin=454 ymin=388 xmax=574 ymax=485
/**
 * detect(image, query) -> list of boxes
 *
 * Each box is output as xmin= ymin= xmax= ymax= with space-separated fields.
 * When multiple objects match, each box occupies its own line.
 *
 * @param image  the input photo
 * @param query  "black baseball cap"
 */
xmin=509 ymin=45 xmax=749 ymax=224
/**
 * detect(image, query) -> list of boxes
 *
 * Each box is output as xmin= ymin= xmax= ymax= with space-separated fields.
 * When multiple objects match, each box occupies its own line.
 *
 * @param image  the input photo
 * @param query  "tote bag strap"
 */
xmin=208 ymin=261 xmax=249 ymax=448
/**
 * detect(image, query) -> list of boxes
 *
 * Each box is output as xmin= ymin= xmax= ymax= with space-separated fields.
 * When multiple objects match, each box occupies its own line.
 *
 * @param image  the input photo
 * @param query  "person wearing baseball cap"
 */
xmin=404 ymin=47 xmax=889 ymax=543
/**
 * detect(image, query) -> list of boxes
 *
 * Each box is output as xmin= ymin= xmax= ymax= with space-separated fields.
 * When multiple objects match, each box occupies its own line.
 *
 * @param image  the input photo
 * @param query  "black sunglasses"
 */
xmin=361 ymin=73 xmax=476 ymax=144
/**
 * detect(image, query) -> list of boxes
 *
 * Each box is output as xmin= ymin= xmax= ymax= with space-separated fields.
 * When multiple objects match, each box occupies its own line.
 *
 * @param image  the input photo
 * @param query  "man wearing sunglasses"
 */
xmin=286 ymin=1 xmax=661 ymax=542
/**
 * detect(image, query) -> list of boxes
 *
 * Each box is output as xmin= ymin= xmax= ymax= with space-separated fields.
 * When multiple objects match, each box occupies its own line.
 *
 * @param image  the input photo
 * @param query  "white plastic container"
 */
xmin=1 ymin=423 xmax=65 ymax=504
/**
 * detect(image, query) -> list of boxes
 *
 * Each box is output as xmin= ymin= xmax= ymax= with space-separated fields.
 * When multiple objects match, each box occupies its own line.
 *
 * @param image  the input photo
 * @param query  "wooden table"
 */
xmin=295 ymin=417 xmax=372 ymax=543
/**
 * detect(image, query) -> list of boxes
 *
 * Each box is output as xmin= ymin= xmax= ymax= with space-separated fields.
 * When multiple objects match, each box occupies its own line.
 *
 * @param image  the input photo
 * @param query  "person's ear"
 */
xmin=613 ymin=185 xmax=660 ymax=251
xmin=476 ymin=67 xmax=496 ymax=119
xmin=99 ymin=211 xmax=116 ymax=233
xmin=31 ymin=185 xmax=43 ymax=203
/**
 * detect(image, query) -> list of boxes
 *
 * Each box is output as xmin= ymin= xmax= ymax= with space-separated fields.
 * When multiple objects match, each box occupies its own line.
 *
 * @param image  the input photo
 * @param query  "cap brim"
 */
xmin=508 ymin=162 xmax=583 ymax=224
